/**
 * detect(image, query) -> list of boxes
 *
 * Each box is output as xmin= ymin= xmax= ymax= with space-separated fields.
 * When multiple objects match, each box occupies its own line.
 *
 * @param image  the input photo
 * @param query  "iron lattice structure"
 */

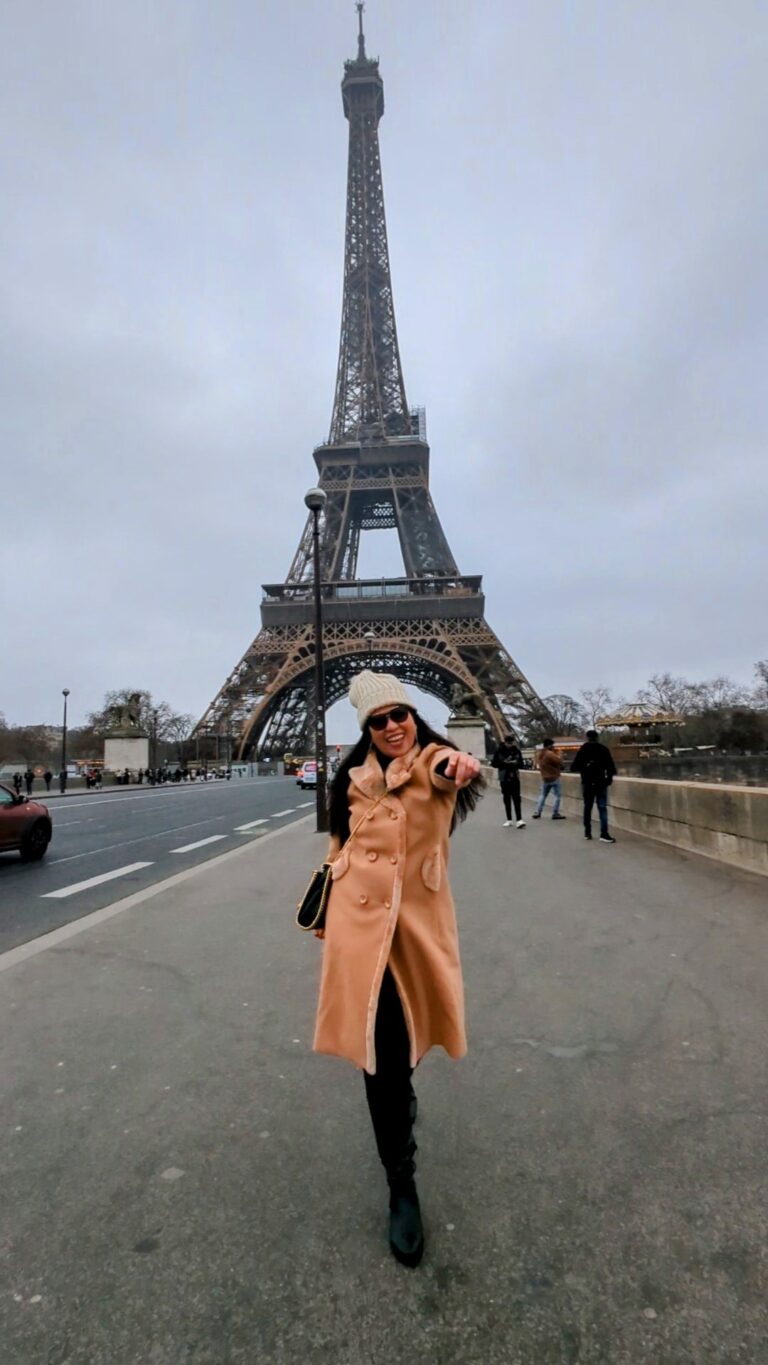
xmin=195 ymin=10 xmax=552 ymax=759
xmin=329 ymin=11 xmax=409 ymax=445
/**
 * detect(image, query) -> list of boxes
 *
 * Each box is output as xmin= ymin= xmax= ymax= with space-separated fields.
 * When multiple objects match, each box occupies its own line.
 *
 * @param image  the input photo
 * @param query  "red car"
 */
xmin=0 ymin=783 xmax=52 ymax=861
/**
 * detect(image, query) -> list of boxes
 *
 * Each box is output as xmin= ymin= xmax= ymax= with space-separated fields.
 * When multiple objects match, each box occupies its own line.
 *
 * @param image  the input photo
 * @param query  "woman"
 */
xmin=313 ymin=670 xmax=482 ymax=1268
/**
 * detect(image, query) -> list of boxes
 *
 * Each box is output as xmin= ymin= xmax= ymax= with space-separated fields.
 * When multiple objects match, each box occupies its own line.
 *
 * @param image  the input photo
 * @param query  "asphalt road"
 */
xmin=0 ymin=776 xmax=315 ymax=952
xmin=2 ymin=797 xmax=767 ymax=1363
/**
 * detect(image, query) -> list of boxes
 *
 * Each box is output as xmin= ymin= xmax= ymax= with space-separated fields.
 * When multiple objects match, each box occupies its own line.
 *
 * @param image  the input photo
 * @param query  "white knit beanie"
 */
xmin=348 ymin=670 xmax=413 ymax=729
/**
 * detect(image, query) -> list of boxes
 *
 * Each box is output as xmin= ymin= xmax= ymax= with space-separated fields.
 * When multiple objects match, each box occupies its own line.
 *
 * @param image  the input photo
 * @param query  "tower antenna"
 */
xmin=356 ymin=1 xmax=366 ymax=60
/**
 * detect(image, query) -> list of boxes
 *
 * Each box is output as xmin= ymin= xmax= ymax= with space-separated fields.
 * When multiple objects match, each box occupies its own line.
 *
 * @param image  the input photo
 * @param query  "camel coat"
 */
xmin=313 ymin=742 xmax=467 ymax=1074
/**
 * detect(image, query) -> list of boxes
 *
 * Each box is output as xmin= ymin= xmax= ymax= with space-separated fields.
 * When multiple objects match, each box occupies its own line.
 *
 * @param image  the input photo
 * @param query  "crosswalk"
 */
xmin=41 ymin=805 xmax=309 ymax=902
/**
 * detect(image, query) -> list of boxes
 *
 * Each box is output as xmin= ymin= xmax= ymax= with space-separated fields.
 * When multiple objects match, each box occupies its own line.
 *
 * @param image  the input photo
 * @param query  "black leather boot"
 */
xmin=387 ymin=1143 xmax=424 ymax=1267
xmin=365 ymin=1073 xmax=425 ymax=1268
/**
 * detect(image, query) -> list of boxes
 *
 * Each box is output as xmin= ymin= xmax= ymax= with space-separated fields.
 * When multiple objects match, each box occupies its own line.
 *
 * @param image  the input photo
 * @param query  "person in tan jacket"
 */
xmin=313 ymin=670 xmax=482 ymax=1268
xmin=532 ymin=737 xmax=567 ymax=819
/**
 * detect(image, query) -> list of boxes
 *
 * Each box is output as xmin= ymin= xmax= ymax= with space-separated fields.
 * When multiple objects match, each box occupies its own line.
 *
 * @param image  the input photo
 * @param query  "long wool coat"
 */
xmin=313 ymin=742 xmax=467 ymax=1074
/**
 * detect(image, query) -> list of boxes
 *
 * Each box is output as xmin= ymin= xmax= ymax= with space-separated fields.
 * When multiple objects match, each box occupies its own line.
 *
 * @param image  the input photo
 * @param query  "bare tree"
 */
xmin=579 ymin=686 xmax=616 ymax=727
xmin=688 ymin=675 xmax=749 ymax=713
xmin=638 ymin=673 xmax=694 ymax=715
xmin=164 ymin=713 xmax=196 ymax=763
xmin=753 ymin=660 xmax=768 ymax=709
xmin=540 ymin=695 xmax=587 ymax=736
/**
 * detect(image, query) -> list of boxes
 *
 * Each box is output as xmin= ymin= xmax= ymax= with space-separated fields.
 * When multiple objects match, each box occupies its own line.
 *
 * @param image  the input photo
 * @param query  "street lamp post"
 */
xmin=61 ymin=689 xmax=70 ymax=784
xmin=304 ymin=486 xmax=328 ymax=832
xmin=364 ymin=630 xmax=376 ymax=665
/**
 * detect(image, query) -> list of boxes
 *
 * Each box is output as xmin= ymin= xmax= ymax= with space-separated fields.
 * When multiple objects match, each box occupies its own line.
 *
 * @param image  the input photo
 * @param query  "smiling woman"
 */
xmin=312 ymin=669 xmax=483 ymax=1268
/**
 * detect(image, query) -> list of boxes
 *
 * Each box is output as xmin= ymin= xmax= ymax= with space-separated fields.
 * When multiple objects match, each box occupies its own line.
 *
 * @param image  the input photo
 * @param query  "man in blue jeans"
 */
xmin=570 ymin=729 xmax=617 ymax=843
xmin=531 ymin=738 xmax=566 ymax=820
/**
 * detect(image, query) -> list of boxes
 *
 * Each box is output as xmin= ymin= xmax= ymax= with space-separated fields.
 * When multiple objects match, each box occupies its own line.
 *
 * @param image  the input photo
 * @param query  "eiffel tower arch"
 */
xmin=195 ymin=9 xmax=551 ymax=760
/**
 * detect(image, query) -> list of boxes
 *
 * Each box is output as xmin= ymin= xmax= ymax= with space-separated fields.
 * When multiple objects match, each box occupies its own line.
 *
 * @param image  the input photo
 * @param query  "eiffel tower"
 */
xmin=196 ymin=6 xmax=550 ymax=760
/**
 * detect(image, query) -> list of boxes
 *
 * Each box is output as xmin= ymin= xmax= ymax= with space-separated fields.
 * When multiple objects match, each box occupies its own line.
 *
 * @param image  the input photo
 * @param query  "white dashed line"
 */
xmin=42 ymin=864 xmax=153 ymax=899
xmin=234 ymin=819 xmax=269 ymax=831
xmin=170 ymin=836 xmax=228 ymax=853
xmin=297 ymin=801 xmax=314 ymax=808
xmin=270 ymin=809 xmax=295 ymax=818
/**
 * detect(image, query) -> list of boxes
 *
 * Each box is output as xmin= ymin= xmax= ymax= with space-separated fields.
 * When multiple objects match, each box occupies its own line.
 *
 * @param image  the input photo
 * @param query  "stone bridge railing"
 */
xmin=485 ymin=769 xmax=768 ymax=880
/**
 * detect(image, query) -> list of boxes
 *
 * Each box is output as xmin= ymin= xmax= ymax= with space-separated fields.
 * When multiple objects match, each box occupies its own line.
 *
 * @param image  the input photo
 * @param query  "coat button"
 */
xmin=384 ymin=899 xmax=391 ymax=909
xmin=389 ymin=810 xmax=398 ymax=820
xmin=390 ymin=855 xmax=398 ymax=864
xmin=367 ymin=851 xmax=377 ymax=862
xmin=359 ymin=894 xmax=368 ymax=905
xmin=366 ymin=811 xmax=375 ymax=820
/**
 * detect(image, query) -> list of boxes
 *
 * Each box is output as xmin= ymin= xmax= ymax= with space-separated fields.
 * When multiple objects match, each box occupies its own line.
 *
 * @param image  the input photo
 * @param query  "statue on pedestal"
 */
xmin=448 ymin=682 xmax=484 ymax=721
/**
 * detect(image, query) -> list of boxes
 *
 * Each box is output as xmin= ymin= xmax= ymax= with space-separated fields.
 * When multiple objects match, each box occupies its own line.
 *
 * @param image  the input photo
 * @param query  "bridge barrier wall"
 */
xmin=484 ymin=768 xmax=768 ymax=879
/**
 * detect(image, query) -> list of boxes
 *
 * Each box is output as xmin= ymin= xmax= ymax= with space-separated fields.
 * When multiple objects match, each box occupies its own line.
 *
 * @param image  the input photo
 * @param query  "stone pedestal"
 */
xmin=103 ymin=735 xmax=150 ymax=774
xmin=446 ymin=716 xmax=487 ymax=758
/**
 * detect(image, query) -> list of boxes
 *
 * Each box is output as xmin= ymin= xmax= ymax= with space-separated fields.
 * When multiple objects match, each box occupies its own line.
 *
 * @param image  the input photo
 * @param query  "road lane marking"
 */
xmin=170 ymin=836 xmax=228 ymax=853
xmin=45 ymin=817 xmax=232 ymax=866
xmin=234 ymin=819 xmax=269 ymax=831
xmin=297 ymin=801 xmax=313 ymax=808
xmin=270 ymin=809 xmax=295 ymax=818
xmin=42 ymin=863 xmax=153 ymax=900
xmin=2 ymin=815 xmax=314 ymax=973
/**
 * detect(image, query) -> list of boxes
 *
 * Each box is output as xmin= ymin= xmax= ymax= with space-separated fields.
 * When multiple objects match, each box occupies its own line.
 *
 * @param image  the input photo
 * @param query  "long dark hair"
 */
xmin=328 ymin=710 xmax=484 ymax=843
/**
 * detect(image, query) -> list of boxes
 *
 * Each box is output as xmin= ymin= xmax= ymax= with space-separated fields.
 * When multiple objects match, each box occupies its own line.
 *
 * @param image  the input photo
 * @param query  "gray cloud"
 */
xmin=2 ymin=0 xmax=766 ymax=736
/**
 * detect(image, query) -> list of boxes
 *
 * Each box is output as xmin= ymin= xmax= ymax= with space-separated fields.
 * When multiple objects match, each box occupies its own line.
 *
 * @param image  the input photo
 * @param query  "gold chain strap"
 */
xmin=322 ymin=791 xmax=388 ymax=867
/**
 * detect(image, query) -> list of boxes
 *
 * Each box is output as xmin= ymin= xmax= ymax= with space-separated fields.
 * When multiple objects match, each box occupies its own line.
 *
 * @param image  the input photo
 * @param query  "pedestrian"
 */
xmin=43 ymin=770 xmax=53 ymax=792
xmin=24 ymin=768 xmax=34 ymax=795
xmin=570 ymin=729 xmax=617 ymax=843
xmin=58 ymin=769 xmax=67 ymax=795
xmin=94 ymin=768 xmax=103 ymax=791
xmin=123 ymin=768 xmax=130 ymax=786
xmin=531 ymin=738 xmax=566 ymax=820
xmin=490 ymin=734 xmax=526 ymax=828
xmin=312 ymin=670 xmax=483 ymax=1268
xmin=13 ymin=772 xmax=23 ymax=795
xmin=137 ymin=768 xmax=144 ymax=785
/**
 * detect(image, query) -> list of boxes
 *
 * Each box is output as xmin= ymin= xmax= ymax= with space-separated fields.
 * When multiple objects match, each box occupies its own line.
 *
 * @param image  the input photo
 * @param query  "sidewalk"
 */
xmin=2 ymin=799 xmax=767 ymax=1363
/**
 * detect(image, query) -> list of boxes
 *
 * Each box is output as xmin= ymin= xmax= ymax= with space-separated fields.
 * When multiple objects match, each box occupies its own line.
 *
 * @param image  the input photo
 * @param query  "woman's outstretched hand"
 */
xmin=444 ymin=751 xmax=482 ymax=789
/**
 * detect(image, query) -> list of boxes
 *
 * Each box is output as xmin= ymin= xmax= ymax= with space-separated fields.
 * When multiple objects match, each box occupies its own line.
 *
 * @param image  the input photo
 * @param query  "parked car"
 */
xmin=299 ymin=761 xmax=318 ymax=790
xmin=0 ymin=783 xmax=52 ymax=861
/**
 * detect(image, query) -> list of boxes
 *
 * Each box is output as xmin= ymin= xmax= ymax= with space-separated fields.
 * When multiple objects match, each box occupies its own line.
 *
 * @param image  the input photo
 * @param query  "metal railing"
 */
xmin=262 ymin=575 xmax=482 ymax=604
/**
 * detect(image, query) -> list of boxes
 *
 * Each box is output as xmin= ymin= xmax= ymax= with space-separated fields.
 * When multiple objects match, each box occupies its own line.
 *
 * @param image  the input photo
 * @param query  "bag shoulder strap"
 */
xmin=325 ymin=791 xmax=388 ymax=866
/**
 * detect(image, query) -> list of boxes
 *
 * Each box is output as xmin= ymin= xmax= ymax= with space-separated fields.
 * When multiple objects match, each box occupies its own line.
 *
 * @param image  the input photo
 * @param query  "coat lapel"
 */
xmin=348 ymin=744 xmax=421 ymax=799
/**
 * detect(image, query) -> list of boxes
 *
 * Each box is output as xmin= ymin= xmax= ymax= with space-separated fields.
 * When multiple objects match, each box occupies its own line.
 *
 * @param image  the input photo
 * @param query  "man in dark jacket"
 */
xmin=570 ymin=730 xmax=617 ymax=843
xmin=491 ymin=736 xmax=526 ymax=828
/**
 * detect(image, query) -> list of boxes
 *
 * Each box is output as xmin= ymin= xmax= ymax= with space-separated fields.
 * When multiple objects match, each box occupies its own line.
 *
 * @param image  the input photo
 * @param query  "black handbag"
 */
xmin=296 ymin=795 xmax=386 ymax=932
xmin=296 ymin=863 xmax=333 ymax=931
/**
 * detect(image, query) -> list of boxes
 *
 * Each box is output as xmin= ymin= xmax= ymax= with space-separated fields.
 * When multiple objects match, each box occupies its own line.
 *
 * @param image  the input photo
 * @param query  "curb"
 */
xmin=0 ymin=814 xmax=315 ymax=975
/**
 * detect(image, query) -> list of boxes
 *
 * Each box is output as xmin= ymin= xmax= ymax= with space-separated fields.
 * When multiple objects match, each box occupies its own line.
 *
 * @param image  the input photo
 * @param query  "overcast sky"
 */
xmin=2 ymin=0 xmax=766 ymax=739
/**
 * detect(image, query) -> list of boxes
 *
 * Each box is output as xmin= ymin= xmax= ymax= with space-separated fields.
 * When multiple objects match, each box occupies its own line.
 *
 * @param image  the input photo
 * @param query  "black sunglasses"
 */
xmin=368 ymin=706 xmax=412 ymax=732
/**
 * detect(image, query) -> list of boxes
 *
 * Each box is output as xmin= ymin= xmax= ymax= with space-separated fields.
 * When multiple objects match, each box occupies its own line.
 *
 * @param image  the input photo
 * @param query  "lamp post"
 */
xmin=364 ymin=630 xmax=376 ymax=665
xmin=304 ymin=486 xmax=328 ymax=832
xmin=60 ymin=688 xmax=70 ymax=781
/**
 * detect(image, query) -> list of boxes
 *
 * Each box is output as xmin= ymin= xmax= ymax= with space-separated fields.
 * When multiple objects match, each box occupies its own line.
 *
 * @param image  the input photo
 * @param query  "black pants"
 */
xmin=501 ymin=775 xmax=522 ymax=822
xmin=363 ymin=968 xmax=416 ymax=1181
xmin=583 ymin=784 xmax=609 ymax=836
